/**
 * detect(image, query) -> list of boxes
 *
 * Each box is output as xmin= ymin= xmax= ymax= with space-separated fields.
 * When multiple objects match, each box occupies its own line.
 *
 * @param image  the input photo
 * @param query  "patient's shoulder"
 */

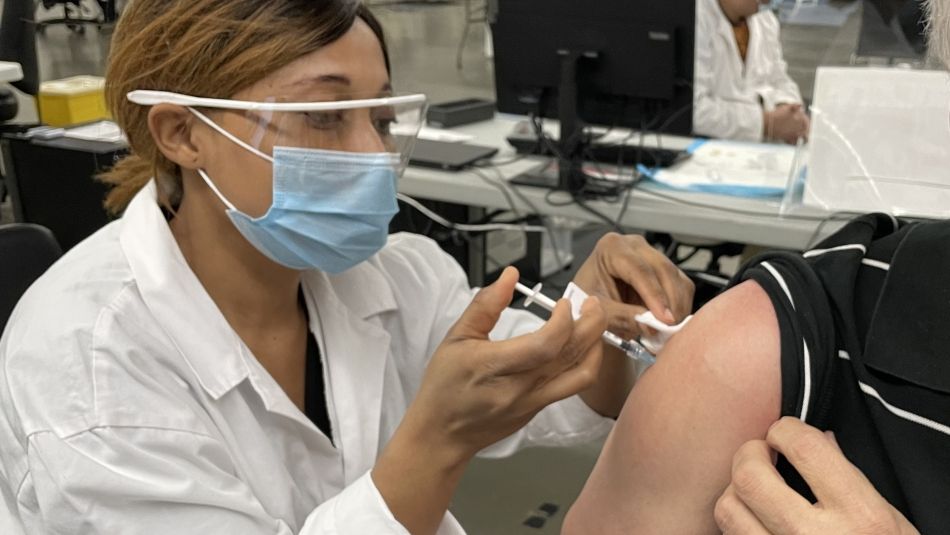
xmin=658 ymin=279 xmax=779 ymax=376
xmin=564 ymin=280 xmax=782 ymax=534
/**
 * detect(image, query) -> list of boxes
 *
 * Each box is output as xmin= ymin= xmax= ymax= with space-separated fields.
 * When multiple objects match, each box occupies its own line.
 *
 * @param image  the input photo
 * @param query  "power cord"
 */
xmin=396 ymin=193 xmax=549 ymax=234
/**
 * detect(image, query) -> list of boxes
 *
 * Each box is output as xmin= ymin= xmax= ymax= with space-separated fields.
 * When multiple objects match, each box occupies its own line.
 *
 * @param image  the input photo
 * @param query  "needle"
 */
xmin=514 ymin=282 xmax=656 ymax=366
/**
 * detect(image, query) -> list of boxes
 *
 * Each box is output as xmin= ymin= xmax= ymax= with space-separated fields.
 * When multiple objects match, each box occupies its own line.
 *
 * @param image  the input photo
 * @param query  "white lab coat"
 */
xmin=0 ymin=181 xmax=613 ymax=534
xmin=693 ymin=0 xmax=803 ymax=141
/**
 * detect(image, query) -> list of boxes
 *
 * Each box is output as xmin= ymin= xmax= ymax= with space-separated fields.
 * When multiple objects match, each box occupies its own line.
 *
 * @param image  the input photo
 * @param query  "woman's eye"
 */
xmin=305 ymin=111 xmax=343 ymax=129
xmin=375 ymin=117 xmax=396 ymax=134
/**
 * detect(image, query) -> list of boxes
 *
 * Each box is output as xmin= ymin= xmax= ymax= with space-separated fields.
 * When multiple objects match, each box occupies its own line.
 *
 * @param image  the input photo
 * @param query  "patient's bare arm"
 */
xmin=564 ymin=281 xmax=782 ymax=534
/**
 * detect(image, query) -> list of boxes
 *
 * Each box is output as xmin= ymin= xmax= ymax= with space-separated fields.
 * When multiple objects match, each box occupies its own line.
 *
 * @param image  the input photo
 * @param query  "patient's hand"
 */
xmin=714 ymin=417 xmax=918 ymax=535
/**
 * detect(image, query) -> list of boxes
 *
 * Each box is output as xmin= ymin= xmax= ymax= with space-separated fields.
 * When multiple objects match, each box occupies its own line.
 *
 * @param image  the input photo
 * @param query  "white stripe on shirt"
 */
xmin=800 ymin=340 xmax=812 ymax=421
xmin=761 ymin=261 xmax=796 ymax=310
xmin=859 ymin=382 xmax=950 ymax=437
xmin=803 ymin=244 xmax=868 ymax=259
xmin=758 ymin=262 xmax=813 ymax=421
xmin=861 ymin=258 xmax=890 ymax=271
xmin=885 ymin=213 xmax=899 ymax=232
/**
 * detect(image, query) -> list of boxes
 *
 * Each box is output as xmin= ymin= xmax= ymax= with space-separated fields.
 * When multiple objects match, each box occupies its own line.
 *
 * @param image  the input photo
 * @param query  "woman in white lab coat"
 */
xmin=694 ymin=0 xmax=810 ymax=144
xmin=0 ymin=1 xmax=693 ymax=534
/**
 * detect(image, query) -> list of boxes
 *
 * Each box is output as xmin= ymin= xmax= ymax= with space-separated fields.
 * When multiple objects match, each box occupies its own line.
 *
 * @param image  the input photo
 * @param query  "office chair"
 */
xmin=0 ymin=0 xmax=39 ymax=96
xmin=456 ymin=0 xmax=488 ymax=69
xmin=0 ymin=223 xmax=62 ymax=334
xmin=35 ymin=0 xmax=118 ymax=35
xmin=0 ymin=88 xmax=18 ymax=202
xmin=0 ymin=0 xmax=41 ymax=202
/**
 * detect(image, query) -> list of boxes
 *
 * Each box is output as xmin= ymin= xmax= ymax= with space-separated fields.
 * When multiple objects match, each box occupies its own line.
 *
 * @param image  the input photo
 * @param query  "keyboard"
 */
xmin=506 ymin=135 xmax=686 ymax=168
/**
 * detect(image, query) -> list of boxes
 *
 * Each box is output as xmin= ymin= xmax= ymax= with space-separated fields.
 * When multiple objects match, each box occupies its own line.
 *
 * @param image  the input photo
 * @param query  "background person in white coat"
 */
xmin=694 ymin=0 xmax=810 ymax=144
xmin=0 ymin=0 xmax=694 ymax=534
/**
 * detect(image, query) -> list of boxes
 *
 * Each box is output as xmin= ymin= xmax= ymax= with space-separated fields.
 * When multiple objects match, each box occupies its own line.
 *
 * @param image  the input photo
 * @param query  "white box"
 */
xmin=805 ymin=67 xmax=950 ymax=219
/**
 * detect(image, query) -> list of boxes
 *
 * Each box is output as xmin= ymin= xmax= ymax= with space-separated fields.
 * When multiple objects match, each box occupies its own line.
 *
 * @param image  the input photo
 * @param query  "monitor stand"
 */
xmin=514 ymin=48 xmax=599 ymax=193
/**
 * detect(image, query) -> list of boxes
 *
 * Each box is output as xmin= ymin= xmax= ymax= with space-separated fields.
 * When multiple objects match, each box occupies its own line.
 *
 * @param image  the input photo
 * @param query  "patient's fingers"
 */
xmin=715 ymin=485 xmax=771 ymax=535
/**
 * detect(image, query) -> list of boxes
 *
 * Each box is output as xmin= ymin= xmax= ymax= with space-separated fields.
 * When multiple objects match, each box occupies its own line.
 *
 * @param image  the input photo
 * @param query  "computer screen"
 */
xmin=491 ymin=0 xmax=695 ymax=136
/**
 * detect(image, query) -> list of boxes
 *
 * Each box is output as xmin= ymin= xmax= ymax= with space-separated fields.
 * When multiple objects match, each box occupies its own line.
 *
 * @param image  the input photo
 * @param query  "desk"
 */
xmin=1 ymin=134 xmax=122 ymax=250
xmin=399 ymin=117 xmax=847 ymax=251
xmin=0 ymin=62 xmax=23 ymax=83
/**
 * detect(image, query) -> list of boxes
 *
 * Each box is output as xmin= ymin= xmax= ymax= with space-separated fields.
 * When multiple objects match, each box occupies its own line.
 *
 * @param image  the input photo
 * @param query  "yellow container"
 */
xmin=38 ymin=75 xmax=109 ymax=127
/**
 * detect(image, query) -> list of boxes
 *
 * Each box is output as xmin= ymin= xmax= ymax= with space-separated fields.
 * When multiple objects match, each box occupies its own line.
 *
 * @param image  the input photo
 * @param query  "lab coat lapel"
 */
xmin=120 ymin=181 xmax=250 ymax=399
xmin=304 ymin=264 xmax=396 ymax=483
xmin=715 ymin=12 xmax=747 ymax=78
xmin=746 ymin=15 xmax=764 ymax=80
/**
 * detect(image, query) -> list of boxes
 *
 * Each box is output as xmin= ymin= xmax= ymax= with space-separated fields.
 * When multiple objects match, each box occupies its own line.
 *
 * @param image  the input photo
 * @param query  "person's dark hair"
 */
xmin=102 ymin=0 xmax=389 ymax=214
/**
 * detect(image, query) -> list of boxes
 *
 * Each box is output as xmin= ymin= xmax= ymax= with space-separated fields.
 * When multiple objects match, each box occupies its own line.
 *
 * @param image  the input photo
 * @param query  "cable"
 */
xmin=672 ymin=245 xmax=702 ymax=266
xmin=396 ymin=193 xmax=548 ymax=234
xmin=653 ymin=103 xmax=694 ymax=152
xmin=470 ymin=164 xmax=570 ymax=272
xmin=803 ymin=210 xmax=861 ymax=249
xmin=472 ymin=153 xmax=528 ymax=168
xmin=571 ymin=195 xmax=624 ymax=232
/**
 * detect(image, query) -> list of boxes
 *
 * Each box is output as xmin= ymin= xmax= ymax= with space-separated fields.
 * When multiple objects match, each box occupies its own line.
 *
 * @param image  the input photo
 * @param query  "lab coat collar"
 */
xmin=714 ymin=4 xmax=745 ymax=60
xmin=712 ymin=2 xmax=764 ymax=77
xmin=119 ymin=181 xmax=251 ymax=399
xmin=317 ymin=258 xmax=399 ymax=320
xmin=302 ymin=265 xmax=397 ymax=479
xmin=120 ymin=182 xmax=400 ymax=474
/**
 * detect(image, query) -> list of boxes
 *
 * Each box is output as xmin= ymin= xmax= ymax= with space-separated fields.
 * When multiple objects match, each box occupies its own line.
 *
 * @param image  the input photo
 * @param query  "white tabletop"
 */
xmin=0 ymin=62 xmax=23 ymax=83
xmin=399 ymin=116 xmax=846 ymax=250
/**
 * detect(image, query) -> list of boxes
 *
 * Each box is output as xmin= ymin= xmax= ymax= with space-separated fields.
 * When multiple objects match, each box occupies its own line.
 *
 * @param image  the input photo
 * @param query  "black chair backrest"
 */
xmin=0 ymin=224 xmax=62 ymax=335
xmin=0 ymin=0 xmax=40 ymax=96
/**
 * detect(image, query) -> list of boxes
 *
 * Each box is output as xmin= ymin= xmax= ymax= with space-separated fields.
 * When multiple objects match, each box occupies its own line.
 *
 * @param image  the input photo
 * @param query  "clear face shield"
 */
xmin=126 ymin=90 xmax=427 ymax=174
xmin=126 ymin=90 xmax=427 ymax=273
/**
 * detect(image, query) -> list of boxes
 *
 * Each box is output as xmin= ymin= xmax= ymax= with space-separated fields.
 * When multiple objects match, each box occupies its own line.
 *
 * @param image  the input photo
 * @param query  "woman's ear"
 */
xmin=147 ymin=104 xmax=203 ymax=170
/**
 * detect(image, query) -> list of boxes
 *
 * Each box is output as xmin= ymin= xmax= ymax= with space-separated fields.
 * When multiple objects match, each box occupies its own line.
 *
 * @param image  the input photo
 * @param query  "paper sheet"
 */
xmin=63 ymin=120 xmax=127 ymax=143
xmin=641 ymin=140 xmax=797 ymax=197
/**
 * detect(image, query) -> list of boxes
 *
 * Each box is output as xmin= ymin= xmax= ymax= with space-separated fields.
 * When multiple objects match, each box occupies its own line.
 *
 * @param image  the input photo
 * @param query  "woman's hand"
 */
xmin=373 ymin=266 xmax=607 ymax=534
xmin=571 ymin=233 xmax=694 ymax=417
xmin=573 ymin=233 xmax=694 ymax=341
xmin=408 ymin=265 xmax=607 ymax=456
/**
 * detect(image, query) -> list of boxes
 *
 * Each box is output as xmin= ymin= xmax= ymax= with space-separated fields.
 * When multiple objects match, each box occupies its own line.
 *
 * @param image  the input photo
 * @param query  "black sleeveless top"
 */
xmin=301 ymin=290 xmax=333 ymax=442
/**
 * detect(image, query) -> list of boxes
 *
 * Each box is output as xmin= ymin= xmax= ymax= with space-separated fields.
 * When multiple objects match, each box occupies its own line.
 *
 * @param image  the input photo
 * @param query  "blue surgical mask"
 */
xmin=192 ymin=110 xmax=402 ymax=273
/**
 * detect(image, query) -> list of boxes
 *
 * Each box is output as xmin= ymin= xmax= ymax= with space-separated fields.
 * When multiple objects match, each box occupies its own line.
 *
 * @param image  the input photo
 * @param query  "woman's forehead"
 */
xmin=239 ymin=19 xmax=390 ymax=101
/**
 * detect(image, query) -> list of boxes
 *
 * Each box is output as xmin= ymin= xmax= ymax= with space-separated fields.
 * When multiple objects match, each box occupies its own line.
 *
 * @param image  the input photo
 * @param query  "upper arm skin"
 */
xmin=563 ymin=281 xmax=782 ymax=534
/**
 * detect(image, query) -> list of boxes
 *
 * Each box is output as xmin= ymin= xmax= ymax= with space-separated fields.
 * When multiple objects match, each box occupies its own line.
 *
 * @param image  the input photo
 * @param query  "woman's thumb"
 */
xmin=448 ymin=266 xmax=519 ymax=341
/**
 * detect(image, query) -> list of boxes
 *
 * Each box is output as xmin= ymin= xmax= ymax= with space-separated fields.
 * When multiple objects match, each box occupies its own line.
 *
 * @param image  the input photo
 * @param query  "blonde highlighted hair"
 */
xmin=101 ymin=0 xmax=388 ymax=214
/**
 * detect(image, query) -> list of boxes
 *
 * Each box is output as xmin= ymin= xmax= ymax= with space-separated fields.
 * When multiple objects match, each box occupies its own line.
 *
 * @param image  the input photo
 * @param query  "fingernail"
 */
xmin=664 ymin=308 xmax=675 ymax=323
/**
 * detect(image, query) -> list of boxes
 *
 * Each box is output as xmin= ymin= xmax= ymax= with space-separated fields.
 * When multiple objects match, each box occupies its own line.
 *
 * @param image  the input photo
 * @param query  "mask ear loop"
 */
xmin=187 ymin=107 xmax=275 ymax=212
xmin=195 ymin=168 xmax=238 ymax=212
xmin=188 ymin=107 xmax=275 ymax=163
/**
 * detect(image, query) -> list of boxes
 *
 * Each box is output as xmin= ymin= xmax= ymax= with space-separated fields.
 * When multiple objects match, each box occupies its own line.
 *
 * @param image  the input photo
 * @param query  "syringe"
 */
xmin=514 ymin=282 xmax=656 ymax=366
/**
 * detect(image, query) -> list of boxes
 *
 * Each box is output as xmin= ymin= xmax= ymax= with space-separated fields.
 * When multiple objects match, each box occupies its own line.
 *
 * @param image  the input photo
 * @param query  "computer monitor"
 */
xmin=491 ymin=0 xmax=695 ymax=191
